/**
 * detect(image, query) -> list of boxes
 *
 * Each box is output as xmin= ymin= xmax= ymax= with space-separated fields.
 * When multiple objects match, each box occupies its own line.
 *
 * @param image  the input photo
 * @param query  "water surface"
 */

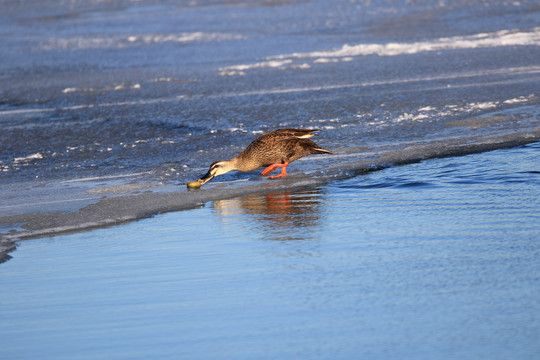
xmin=1 ymin=144 xmax=539 ymax=359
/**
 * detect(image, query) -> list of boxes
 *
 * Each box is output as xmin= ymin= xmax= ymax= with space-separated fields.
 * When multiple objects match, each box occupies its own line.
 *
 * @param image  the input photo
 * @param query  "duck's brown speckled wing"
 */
xmin=239 ymin=130 xmax=328 ymax=168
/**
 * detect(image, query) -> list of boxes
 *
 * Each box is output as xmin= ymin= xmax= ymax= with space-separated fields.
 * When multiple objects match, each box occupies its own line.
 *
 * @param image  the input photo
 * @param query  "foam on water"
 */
xmin=62 ymin=82 xmax=141 ymax=94
xmin=221 ymin=28 xmax=540 ymax=76
xmin=39 ymin=32 xmax=245 ymax=51
xmin=219 ymin=60 xmax=294 ymax=76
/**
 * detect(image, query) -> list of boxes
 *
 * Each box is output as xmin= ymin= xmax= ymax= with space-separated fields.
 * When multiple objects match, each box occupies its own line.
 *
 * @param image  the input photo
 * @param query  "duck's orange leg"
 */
xmin=264 ymin=162 xmax=289 ymax=179
xmin=261 ymin=162 xmax=289 ymax=179
xmin=261 ymin=163 xmax=278 ymax=176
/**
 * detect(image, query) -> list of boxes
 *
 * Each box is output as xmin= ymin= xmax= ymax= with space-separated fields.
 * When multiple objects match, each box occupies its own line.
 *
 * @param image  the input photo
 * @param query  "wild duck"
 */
xmin=193 ymin=128 xmax=332 ymax=186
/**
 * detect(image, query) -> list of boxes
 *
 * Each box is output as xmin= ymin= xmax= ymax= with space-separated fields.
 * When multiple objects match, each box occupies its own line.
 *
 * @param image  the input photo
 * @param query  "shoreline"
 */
xmin=1 ymin=130 xmax=538 ymax=261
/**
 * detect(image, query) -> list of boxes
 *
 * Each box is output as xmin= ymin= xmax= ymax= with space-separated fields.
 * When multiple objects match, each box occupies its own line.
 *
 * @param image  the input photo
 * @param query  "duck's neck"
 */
xmin=224 ymin=157 xmax=241 ymax=172
xmin=229 ymin=155 xmax=256 ymax=172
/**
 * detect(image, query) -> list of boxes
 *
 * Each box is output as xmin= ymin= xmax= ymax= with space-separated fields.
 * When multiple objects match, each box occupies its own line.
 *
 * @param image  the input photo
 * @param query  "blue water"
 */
xmin=1 ymin=144 xmax=539 ymax=359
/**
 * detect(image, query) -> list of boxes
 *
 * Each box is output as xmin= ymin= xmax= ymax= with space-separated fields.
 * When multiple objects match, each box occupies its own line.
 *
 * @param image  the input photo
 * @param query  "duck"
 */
xmin=196 ymin=128 xmax=332 ymax=185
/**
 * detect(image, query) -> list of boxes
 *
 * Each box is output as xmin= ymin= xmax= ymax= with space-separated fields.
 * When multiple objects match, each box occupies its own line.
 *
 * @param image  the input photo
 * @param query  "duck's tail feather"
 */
xmin=281 ymin=128 xmax=320 ymax=139
xmin=313 ymin=147 xmax=333 ymax=155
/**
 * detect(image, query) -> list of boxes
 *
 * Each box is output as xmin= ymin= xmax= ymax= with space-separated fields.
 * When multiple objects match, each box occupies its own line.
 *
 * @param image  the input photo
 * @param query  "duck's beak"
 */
xmin=198 ymin=170 xmax=214 ymax=185
xmin=197 ymin=178 xmax=211 ymax=185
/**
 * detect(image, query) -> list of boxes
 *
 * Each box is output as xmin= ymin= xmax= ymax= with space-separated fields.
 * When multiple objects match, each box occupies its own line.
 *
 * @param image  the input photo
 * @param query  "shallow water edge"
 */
xmin=1 ymin=131 xmax=539 ymax=262
xmin=1 ymin=138 xmax=539 ymax=360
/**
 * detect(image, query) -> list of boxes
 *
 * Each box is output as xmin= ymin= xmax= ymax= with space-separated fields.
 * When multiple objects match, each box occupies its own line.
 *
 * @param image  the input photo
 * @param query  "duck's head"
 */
xmin=198 ymin=160 xmax=235 ymax=185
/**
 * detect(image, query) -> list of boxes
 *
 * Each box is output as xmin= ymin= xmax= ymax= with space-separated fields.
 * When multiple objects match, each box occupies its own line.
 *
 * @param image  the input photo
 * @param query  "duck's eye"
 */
xmin=211 ymin=162 xmax=224 ymax=171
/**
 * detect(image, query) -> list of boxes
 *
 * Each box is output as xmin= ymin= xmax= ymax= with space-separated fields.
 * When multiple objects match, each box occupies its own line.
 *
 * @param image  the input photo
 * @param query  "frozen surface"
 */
xmin=0 ymin=2 xmax=539 ymax=244
xmin=1 ymin=1 xmax=540 ymax=224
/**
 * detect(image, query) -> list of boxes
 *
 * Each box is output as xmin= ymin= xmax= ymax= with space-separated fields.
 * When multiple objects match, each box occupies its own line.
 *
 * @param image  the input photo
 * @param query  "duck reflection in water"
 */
xmin=212 ymin=189 xmax=323 ymax=241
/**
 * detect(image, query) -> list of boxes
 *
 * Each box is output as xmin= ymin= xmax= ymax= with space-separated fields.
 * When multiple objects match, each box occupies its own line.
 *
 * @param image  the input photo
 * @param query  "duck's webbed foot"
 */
xmin=262 ymin=162 xmax=289 ymax=179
